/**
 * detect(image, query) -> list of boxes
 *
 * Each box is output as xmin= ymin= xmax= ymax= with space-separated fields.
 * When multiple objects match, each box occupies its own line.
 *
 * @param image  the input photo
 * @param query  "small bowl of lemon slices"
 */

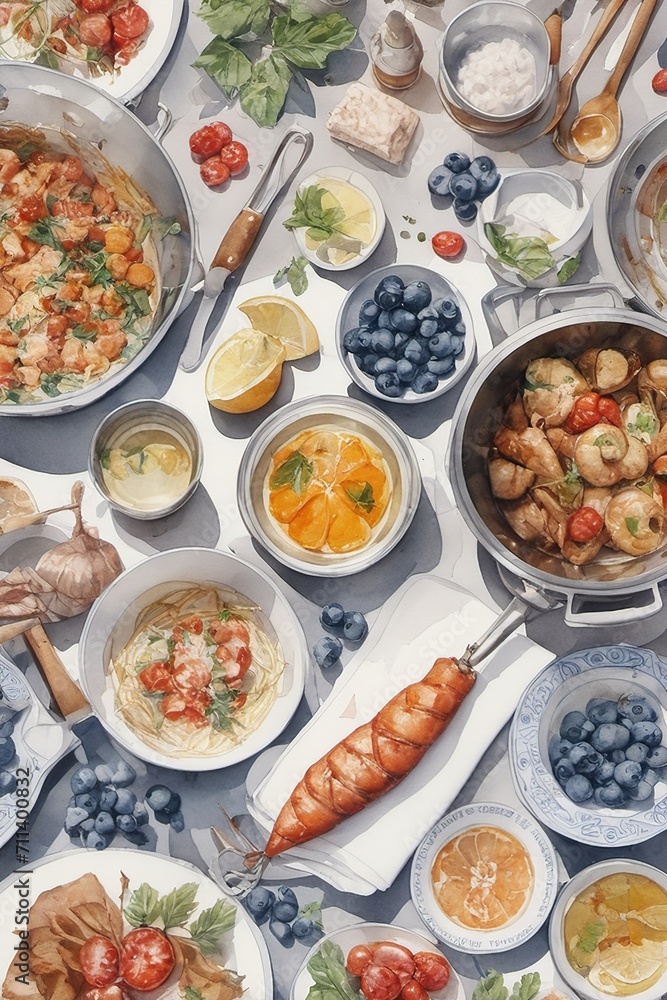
xmin=284 ymin=166 xmax=386 ymax=270
xmin=205 ymin=295 xmax=320 ymax=413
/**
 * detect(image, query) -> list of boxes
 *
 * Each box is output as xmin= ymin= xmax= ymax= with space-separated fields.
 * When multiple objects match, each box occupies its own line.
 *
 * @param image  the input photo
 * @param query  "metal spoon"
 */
xmin=555 ymin=0 xmax=659 ymax=162
xmin=537 ymin=0 xmax=628 ymax=139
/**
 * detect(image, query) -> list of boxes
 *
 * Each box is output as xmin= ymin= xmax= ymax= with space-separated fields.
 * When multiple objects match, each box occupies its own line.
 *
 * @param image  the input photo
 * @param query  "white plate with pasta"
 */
xmin=78 ymin=547 xmax=309 ymax=770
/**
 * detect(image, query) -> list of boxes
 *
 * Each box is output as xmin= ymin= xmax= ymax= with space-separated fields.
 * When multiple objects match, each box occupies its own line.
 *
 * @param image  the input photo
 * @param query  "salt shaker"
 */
xmin=370 ymin=11 xmax=423 ymax=91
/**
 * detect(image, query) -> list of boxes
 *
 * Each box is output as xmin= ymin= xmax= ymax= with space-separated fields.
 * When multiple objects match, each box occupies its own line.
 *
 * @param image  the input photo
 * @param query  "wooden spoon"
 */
xmin=556 ymin=0 xmax=659 ymax=162
xmin=537 ymin=0 xmax=628 ymax=139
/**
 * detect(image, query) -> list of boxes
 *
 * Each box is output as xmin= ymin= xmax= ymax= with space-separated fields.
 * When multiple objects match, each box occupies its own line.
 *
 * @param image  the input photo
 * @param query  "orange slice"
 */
xmin=288 ymin=493 xmax=330 ymax=550
xmin=328 ymin=491 xmax=372 ymax=553
xmin=268 ymin=483 xmax=316 ymax=523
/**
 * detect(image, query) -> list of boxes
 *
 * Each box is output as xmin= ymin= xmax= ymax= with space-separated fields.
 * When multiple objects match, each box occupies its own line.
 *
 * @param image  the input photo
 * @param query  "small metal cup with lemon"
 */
xmin=205 ymin=297 xmax=319 ymax=413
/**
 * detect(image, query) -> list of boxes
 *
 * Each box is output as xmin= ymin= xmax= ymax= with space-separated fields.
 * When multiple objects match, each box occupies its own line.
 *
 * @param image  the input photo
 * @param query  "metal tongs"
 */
xmin=179 ymin=124 xmax=314 ymax=372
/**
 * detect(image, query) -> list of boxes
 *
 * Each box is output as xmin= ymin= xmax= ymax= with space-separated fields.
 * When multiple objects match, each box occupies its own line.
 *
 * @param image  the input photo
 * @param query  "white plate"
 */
xmin=79 ymin=547 xmax=308 ymax=771
xmin=510 ymin=645 xmax=667 ymax=848
xmin=290 ymin=921 xmax=465 ymax=1000
xmin=0 ymin=848 xmax=272 ymax=999
xmin=411 ymin=801 xmax=558 ymax=953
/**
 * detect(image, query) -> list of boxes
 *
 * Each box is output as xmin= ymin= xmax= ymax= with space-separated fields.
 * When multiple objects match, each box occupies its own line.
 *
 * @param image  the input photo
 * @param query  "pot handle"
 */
xmin=481 ymin=282 xmax=626 ymax=343
xmin=564 ymin=584 xmax=663 ymax=627
xmin=480 ymin=285 xmax=525 ymax=344
xmin=535 ymin=282 xmax=625 ymax=318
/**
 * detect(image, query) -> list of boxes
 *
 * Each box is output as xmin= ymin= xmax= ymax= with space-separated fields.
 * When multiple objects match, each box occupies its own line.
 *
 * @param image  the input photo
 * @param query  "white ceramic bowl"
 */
xmin=290 ymin=922 xmax=465 ymax=1000
xmin=477 ymin=169 xmax=593 ymax=288
xmin=549 ymin=859 xmax=667 ymax=1000
xmin=290 ymin=166 xmax=385 ymax=271
xmin=510 ymin=645 xmax=667 ymax=848
xmin=336 ymin=264 xmax=476 ymax=405
xmin=411 ymin=801 xmax=559 ymax=953
xmin=78 ymin=547 xmax=308 ymax=770
xmin=237 ymin=394 xmax=421 ymax=577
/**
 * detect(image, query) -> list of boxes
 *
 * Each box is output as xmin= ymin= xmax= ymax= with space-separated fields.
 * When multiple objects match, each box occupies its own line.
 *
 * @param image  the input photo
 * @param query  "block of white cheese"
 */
xmin=327 ymin=82 xmax=420 ymax=165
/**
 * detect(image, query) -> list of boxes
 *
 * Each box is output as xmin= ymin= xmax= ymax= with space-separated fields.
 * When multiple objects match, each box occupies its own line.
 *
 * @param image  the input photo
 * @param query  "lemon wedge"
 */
xmin=205 ymin=328 xmax=285 ymax=413
xmin=237 ymin=296 xmax=319 ymax=361
xmin=319 ymin=177 xmax=375 ymax=243
xmin=596 ymin=940 xmax=664 ymax=986
xmin=633 ymin=906 xmax=667 ymax=931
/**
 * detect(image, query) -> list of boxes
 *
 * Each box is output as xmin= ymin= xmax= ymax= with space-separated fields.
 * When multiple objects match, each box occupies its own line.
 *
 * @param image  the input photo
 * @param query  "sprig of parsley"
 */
xmin=274 ymin=255 xmax=309 ymax=296
xmin=283 ymin=185 xmax=345 ymax=243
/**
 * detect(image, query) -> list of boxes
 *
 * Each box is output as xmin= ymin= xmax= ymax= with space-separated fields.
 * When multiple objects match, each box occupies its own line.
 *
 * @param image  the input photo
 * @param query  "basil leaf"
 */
xmin=274 ymin=256 xmax=309 ymax=296
xmin=193 ymin=36 xmax=252 ymax=98
xmin=510 ymin=973 xmax=541 ymax=1000
xmin=306 ymin=942 xmax=361 ymax=1000
xmin=626 ymin=516 xmax=641 ymax=537
xmin=484 ymin=223 xmax=507 ymax=254
xmin=189 ymin=898 xmax=236 ymax=954
xmin=197 ymin=0 xmax=270 ymax=39
xmin=184 ymin=989 xmax=205 ymax=1000
xmin=160 ymin=883 xmax=199 ymax=929
xmin=124 ymin=883 xmax=162 ymax=928
xmin=28 ymin=217 xmax=65 ymax=252
xmin=269 ymin=451 xmax=313 ymax=495
xmin=472 ymin=971 xmax=509 ymax=1000
xmin=484 ymin=223 xmax=556 ymax=280
xmin=272 ymin=13 xmax=356 ymax=69
xmin=345 ymin=481 xmax=375 ymax=513
xmin=557 ymin=253 xmax=582 ymax=284
xmin=239 ymin=53 xmax=292 ymax=128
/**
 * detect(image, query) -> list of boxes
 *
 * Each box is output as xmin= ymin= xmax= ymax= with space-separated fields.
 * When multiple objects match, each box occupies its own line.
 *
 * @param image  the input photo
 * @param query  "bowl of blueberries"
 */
xmin=428 ymin=151 xmax=500 ymax=225
xmin=509 ymin=645 xmax=667 ymax=847
xmin=337 ymin=263 xmax=475 ymax=402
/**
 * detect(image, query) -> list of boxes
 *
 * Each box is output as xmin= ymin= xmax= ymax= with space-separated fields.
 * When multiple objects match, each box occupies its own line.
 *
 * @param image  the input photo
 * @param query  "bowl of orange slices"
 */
xmin=237 ymin=395 xmax=421 ymax=576
xmin=411 ymin=801 xmax=559 ymax=953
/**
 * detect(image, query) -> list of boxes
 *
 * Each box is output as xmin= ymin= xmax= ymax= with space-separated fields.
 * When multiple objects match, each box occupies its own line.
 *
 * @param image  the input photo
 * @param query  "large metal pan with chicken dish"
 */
xmin=0 ymin=60 xmax=195 ymax=416
xmin=449 ymin=286 xmax=667 ymax=627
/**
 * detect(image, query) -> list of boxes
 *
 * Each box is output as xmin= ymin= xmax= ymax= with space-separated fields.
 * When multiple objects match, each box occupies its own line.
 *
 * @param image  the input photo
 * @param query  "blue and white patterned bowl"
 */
xmin=509 ymin=645 xmax=667 ymax=848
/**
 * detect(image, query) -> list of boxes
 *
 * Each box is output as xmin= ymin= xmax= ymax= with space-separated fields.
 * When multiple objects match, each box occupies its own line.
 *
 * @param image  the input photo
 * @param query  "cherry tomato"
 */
xmin=189 ymin=125 xmax=225 ymax=161
xmin=139 ymin=662 xmax=175 ymax=693
xmin=200 ymin=156 xmax=231 ymax=188
xmin=347 ymin=945 xmax=373 ymax=977
xmin=360 ymin=964 xmax=402 ymax=1000
xmin=432 ymin=230 xmax=465 ymax=259
xmin=159 ymin=692 xmax=187 ymax=720
xmin=566 ymin=506 xmax=604 ymax=543
xmin=119 ymin=928 xmax=175 ymax=992
xmin=218 ymin=140 xmax=249 ymax=176
xmin=653 ymin=68 xmax=667 ymax=93
xmin=563 ymin=392 xmax=622 ymax=433
xmin=211 ymin=121 xmax=233 ymax=149
xmin=76 ymin=0 xmax=114 ymax=11
xmin=79 ymin=935 xmax=119 ymax=988
xmin=412 ymin=952 xmax=451 ymax=991
xmin=111 ymin=3 xmax=148 ymax=39
xmin=114 ymin=37 xmax=141 ymax=64
xmin=371 ymin=944 xmax=415 ymax=988
xmin=179 ymin=614 xmax=204 ymax=634
xmin=401 ymin=982 xmax=430 ymax=1000
xmin=79 ymin=13 xmax=112 ymax=46
xmin=17 ymin=194 xmax=47 ymax=222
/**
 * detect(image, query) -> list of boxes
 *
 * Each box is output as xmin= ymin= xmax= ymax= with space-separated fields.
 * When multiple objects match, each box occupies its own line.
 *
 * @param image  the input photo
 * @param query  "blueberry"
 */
xmin=615 ymin=760 xmax=643 ymax=788
xmin=396 ymin=359 xmax=417 ymax=383
xmin=628 ymin=779 xmax=654 ymax=801
xmin=476 ymin=170 xmax=501 ymax=199
xmin=292 ymin=917 xmax=314 ymax=939
xmin=626 ymin=743 xmax=650 ymax=764
xmin=469 ymin=155 xmax=496 ymax=178
xmin=586 ymin=699 xmax=618 ymax=726
xmin=359 ymin=353 xmax=380 ymax=376
xmin=375 ymin=372 xmax=402 ymax=398
xmin=419 ymin=318 xmax=439 ymax=339
xmin=359 ymin=300 xmax=381 ymax=326
xmin=0 ymin=720 xmax=14 ymax=738
xmin=375 ymin=358 xmax=397 ymax=375
xmin=370 ymin=329 xmax=395 ymax=356
xmin=554 ymin=759 xmax=576 ymax=784
xmin=437 ymin=299 xmax=461 ymax=326
xmin=377 ymin=310 xmax=393 ymax=330
xmin=169 ymin=810 xmax=185 ymax=833
xmin=647 ymin=746 xmax=667 ymax=767
xmin=145 ymin=784 xmax=173 ymax=812
xmin=80 ymin=817 xmax=95 ymax=833
xmin=611 ymin=749 xmax=627 ymax=763
xmin=85 ymin=830 xmax=111 ymax=851
xmin=450 ymin=336 xmax=465 ymax=357
xmin=417 ymin=306 xmax=440 ymax=323
xmin=443 ymin=152 xmax=471 ymax=174
xmin=590 ymin=724 xmax=630 ymax=753
xmin=560 ymin=711 xmax=590 ymax=743
xmin=277 ymin=889 xmax=299 ymax=908
xmin=113 ymin=788 xmax=137 ymax=815
xmin=428 ymin=165 xmax=454 ymax=196
xmin=427 ymin=358 xmax=456 ymax=377
xmin=375 ymin=287 xmax=402 ymax=311
xmin=643 ymin=767 xmax=660 ymax=786
xmin=94 ymin=811 xmax=116 ymax=836
xmin=592 ymin=760 xmax=616 ymax=786
xmin=389 ymin=308 xmax=418 ymax=334
xmin=269 ymin=918 xmax=294 ymax=946
xmin=320 ymin=603 xmax=345 ymax=631
xmin=618 ymin=693 xmax=658 ymax=723
xmin=246 ymin=887 xmax=275 ymax=920
xmin=343 ymin=611 xmax=368 ymax=642
xmin=378 ymin=274 xmax=405 ymax=292
xmin=548 ymin=736 xmax=574 ymax=765
xmin=403 ymin=338 xmax=429 ymax=366
xmin=449 ymin=172 xmax=478 ymax=202
xmin=428 ymin=332 xmax=454 ymax=358
xmin=620 ymin=718 xmax=634 ymax=731
xmin=343 ymin=328 xmax=364 ymax=354
xmin=272 ymin=900 xmax=298 ymax=922
xmin=153 ymin=808 xmax=172 ymax=825
xmin=412 ymin=371 xmax=439 ymax=394
xmin=394 ymin=332 xmax=409 ymax=354
xmin=133 ymin=801 xmax=149 ymax=826
xmin=453 ymin=198 xmax=478 ymax=222
xmin=569 ymin=742 xmax=603 ymax=773
xmin=402 ymin=281 xmax=432 ymax=314
xmin=70 ymin=766 xmax=97 ymax=795
xmin=452 ymin=319 xmax=467 ymax=338
xmin=0 ymin=706 xmax=15 ymax=726
xmin=95 ymin=763 xmax=115 ymax=784
xmin=313 ymin=636 xmax=342 ymax=669
xmin=75 ymin=788 xmax=101 ymax=815
xmin=594 ymin=782 xmax=626 ymax=807
xmin=64 ymin=806 xmax=89 ymax=833
xmin=0 ymin=770 xmax=16 ymax=796
xmin=358 ymin=328 xmax=373 ymax=350
xmin=111 ymin=760 xmax=136 ymax=787
xmin=631 ymin=722 xmax=662 ymax=747
xmin=564 ymin=774 xmax=593 ymax=803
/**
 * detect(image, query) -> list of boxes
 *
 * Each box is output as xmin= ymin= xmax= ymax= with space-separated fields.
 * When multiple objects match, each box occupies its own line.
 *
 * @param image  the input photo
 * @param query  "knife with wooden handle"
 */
xmin=179 ymin=124 xmax=314 ymax=373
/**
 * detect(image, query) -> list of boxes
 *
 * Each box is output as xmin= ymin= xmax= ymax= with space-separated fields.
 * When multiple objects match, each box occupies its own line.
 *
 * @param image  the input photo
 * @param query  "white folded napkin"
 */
xmin=248 ymin=574 xmax=554 ymax=895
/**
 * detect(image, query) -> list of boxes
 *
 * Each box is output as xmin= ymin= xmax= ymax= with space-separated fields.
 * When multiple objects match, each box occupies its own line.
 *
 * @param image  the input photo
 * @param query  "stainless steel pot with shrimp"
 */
xmin=449 ymin=295 xmax=667 ymax=626
xmin=0 ymin=60 xmax=195 ymax=416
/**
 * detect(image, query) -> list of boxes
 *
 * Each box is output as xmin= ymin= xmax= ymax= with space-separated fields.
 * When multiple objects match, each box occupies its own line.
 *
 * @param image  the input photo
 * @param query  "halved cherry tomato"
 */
xmin=360 ymin=964 xmax=402 ymax=1000
xmin=401 ymin=982 xmax=429 ymax=1000
xmin=218 ymin=140 xmax=248 ymax=176
xmin=563 ymin=391 xmax=622 ymax=434
xmin=653 ymin=68 xmax=667 ymax=93
xmin=179 ymin=614 xmax=203 ymax=634
xmin=347 ymin=946 xmax=375 ymax=977
xmin=111 ymin=3 xmax=148 ymax=39
xmin=412 ymin=952 xmax=451 ymax=991
xmin=79 ymin=13 xmax=112 ymax=46
xmin=119 ymin=928 xmax=175 ymax=992
xmin=371 ymin=943 xmax=415 ymax=988
xmin=566 ymin=506 xmax=604 ymax=542
xmin=432 ymin=230 xmax=465 ymax=259
xmin=17 ymin=194 xmax=47 ymax=222
xmin=114 ymin=37 xmax=141 ymax=64
xmin=79 ymin=935 xmax=119 ymax=988
xmin=200 ymin=156 xmax=231 ymax=188
xmin=76 ymin=0 xmax=114 ymax=11
xmin=139 ymin=662 xmax=175 ymax=693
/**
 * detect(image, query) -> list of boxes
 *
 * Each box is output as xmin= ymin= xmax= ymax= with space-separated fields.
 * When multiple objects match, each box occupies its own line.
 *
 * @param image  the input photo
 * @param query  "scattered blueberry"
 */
xmin=343 ymin=611 xmax=368 ymax=643
xmin=99 ymin=787 xmax=118 ymax=812
xmin=114 ymin=788 xmax=137 ymax=815
xmin=80 ymin=817 xmax=95 ymax=833
xmin=548 ymin=736 xmax=573 ymax=765
xmin=273 ymin=900 xmax=299 ymax=922
xmin=647 ymin=746 xmax=667 ymax=767
xmin=359 ymin=300 xmax=380 ymax=326
xmin=554 ymin=759 xmax=576 ymax=784
xmin=153 ymin=808 xmax=172 ymax=825
xmin=110 ymin=760 xmax=136 ymax=787
xmin=269 ymin=919 xmax=294 ymax=946
xmin=375 ymin=286 xmax=402 ymax=311
xmin=428 ymin=165 xmax=453 ymax=196
xmin=0 ymin=721 xmax=14 ymax=738
xmin=590 ymin=724 xmax=630 ymax=753
xmin=375 ymin=372 xmax=401 ymax=397
xmin=413 ymin=371 xmax=439 ymax=394
xmin=402 ymin=281 xmax=431 ymax=313
xmin=594 ymin=782 xmax=626 ymax=807
xmin=71 ymin=766 xmax=97 ymax=795
xmin=403 ymin=338 xmax=430 ymax=366
xmin=377 ymin=311 xmax=393 ymax=330
xmin=396 ymin=359 xmax=417 ymax=383
xmin=592 ymin=760 xmax=616 ymax=786
xmin=85 ymin=830 xmax=111 ymax=851
xmin=133 ymin=802 xmax=149 ymax=826
xmin=629 ymin=779 xmax=654 ymax=801
xmin=343 ymin=328 xmax=364 ymax=354
xmin=564 ymin=774 xmax=593 ymax=803
xmin=0 ymin=771 xmax=16 ymax=796
xmin=419 ymin=318 xmax=439 ymax=339
xmin=75 ymin=789 xmax=101 ymax=815
xmin=476 ymin=171 xmax=501 ymax=198
xmin=443 ymin=152 xmax=471 ymax=173
xmin=313 ymin=636 xmax=342 ymax=670
xmin=611 ymin=749 xmax=627 ymax=763
xmin=320 ymin=603 xmax=345 ymax=631
xmin=94 ymin=811 xmax=116 ymax=836
xmin=586 ymin=699 xmax=618 ymax=726
xmin=292 ymin=917 xmax=314 ymax=938
xmin=568 ymin=743 xmax=603 ymax=774
xmin=614 ymin=760 xmax=643 ymax=788
xmin=246 ymin=887 xmax=275 ymax=920
xmin=617 ymin=693 xmax=658 ymax=723
xmin=631 ymin=722 xmax=662 ymax=747
xmin=375 ymin=357 xmax=397 ymax=375
xmin=560 ymin=711 xmax=591 ymax=743
xmin=116 ymin=814 xmax=138 ymax=834
xmin=453 ymin=198 xmax=477 ymax=223
xmin=371 ymin=329 xmax=395 ymax=356
xmin=169 ymin=810 xmax=185 ymax=833
xmin=145 ymin=784 xmax=174 ymax=812
xmin=625 ymin=742 xmax=649 ymax=764
xmin=469 ymin=156 xmax=496 ymax=178
xmin=359 ymin=352 xmax=379 ymax=376
xmin=64 ymin=806 xmax=89 ymax=833
xmin=428 ymin=332 xmax=453 ymax=358
xmin=449 ymin=172 xmax=477 ymax=202
xmin=450 ymin=335 xmax=465 ymax=357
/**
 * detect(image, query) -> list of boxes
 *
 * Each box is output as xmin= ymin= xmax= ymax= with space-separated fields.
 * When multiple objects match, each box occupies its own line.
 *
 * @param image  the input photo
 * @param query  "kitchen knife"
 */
xmin=179 ymin=123 xmax=314 ymax=373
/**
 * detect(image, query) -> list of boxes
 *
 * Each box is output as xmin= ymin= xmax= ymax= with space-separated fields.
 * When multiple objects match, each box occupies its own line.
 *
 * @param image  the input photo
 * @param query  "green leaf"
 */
xmin=557 ymin=253 xmax=582 ymax=284
xmin=239 ymin=53 xmax=292 ymax=128
xmin=625 ymin=516 xmax=641 ymax=537
xmin=189 ymin=898 xmax=237 ymax=954
xmin=306 ymin=942 xmax=361 ymax=1000
xmin=193 ymin=36 xmax=252 ymax=98
xmin=219 ymin=608 xmax=232 ymax=622
xmin=659 ymin=199 xmax=667 ymax=223
xmin=205 ymin=688 xmax=238 ymax=732
xmin=271 ymin=13 xmax=356 ymax=69
xmin=635 ymin=411 xmax=658 ymax=435
xmin=80 ymin=251 xmax=112 ymax=288
xmin=594 ymin=433 xmax=617 ymax=450
xmin=124 ymin=883 xmax=163 ymax=928
xmin=197 ymin=0 xmax=270 ymax=39
xmin=7 ymin=317 xmax=27 ymax=336
xmin=184 ymin=988 xmax=205 ymax=1000
xmin=269 ymin=450 xmax=313 ymax=495
xmin=299 ymin=900 xmax=324 ymax=931
xmin=484 ymin=223 xmax=507 ymax=253
xmin=345 ymin=481 xmax=375 ymax=513
xmin=274 ymin=255 xmax=309 ymax=296
xmin=578 ymin=920 xmax=606 ymax=953
xmin=28 ymin=217 xmax=65 ymax=253
xmin=160 ymin=883 xmax=199 ymax=930
xmin=484 ymin=223 xmax=556 ymax=280
xmin=283 ymin=185 xmax=344 ymax=240
xmin=510 ymin=973 xmax=541 ymax=1000
xmin=99 ymin=447 xmax=111 ymax=470
xmin=472 ymin=971 xmax=509 ymax=1000
xmin=151 ymin=215 xmax=182 ymax=240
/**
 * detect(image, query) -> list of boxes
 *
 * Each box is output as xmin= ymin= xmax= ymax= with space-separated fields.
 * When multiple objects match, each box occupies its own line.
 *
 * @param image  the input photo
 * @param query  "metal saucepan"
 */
xmin=449 ymin=282 xmax=667 ymax=629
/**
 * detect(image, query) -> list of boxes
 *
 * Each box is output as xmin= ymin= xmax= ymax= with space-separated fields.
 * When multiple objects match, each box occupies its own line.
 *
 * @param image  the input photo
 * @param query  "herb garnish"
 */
xmin=28 ymin=217 xmax=65 ymax=252
xmin=274 ymin=255 xmax=309 ymax=296
xmin=485 ymin=223 xmax=556 ymax=281
xmin=269 ymin=450 xmax=313 ymax=496
xmin=283 ymin=185 xmax=345 ymax=243
xmin=345 ymin=481 xmax=375 ymax=513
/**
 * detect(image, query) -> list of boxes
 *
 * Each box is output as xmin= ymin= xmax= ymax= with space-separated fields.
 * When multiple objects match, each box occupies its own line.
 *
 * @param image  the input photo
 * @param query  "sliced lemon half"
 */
xmin=205 ymin=328 xmax=285 ymax=413
xmin=596 ymin=940 xmax=665 ymax=986
xmin=237 ymin=296 xmax=319 ymax=361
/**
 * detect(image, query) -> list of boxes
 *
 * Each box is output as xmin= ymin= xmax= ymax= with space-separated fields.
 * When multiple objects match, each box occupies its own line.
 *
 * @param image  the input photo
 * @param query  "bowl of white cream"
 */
xmin=477 ymin=169 xmax=593 ymax=288
xmin=441 ymin=0 xmax=552 ymax=125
